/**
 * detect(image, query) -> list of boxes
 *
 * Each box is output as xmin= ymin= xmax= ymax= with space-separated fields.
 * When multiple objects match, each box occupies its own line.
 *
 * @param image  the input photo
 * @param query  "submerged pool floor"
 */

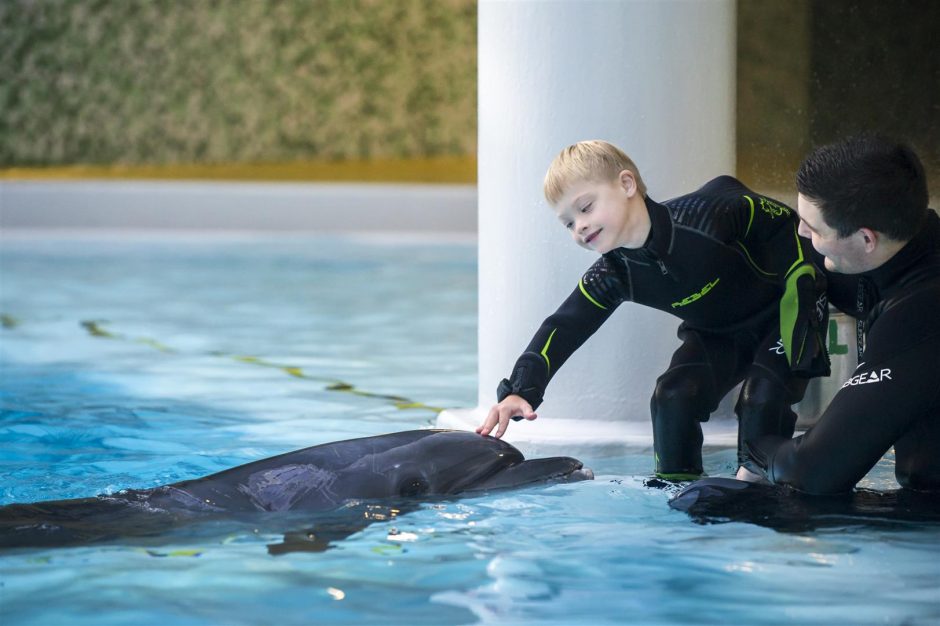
xmin=1 ymin=234 xmax=938 ymax=625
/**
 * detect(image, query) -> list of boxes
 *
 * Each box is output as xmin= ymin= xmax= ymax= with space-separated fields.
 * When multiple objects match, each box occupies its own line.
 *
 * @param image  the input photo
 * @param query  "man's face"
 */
xmin=553 ymin=174 xmax=639 ymax=254
xmin=796 ymin=194 xmax=870 ymax=274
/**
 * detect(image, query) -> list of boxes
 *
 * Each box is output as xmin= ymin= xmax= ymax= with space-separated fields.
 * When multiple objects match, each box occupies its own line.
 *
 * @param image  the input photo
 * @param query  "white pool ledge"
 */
xmin=437 ymin=407 xmax=739 ymax=456
xmin=0 ymin=180 xmax=477 ymax=233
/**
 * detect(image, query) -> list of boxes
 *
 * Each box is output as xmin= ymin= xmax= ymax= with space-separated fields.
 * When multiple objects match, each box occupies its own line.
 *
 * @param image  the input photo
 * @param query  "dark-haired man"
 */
xmin=744 ymin=134 xmax=940 ymax=494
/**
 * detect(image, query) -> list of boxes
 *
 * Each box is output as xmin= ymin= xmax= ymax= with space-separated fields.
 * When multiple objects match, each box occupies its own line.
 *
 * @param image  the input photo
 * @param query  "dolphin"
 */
xmin=668 ymin=477 xmax=940 ymax=532
xmin=0 ymin=429 xmax=593 ymax=551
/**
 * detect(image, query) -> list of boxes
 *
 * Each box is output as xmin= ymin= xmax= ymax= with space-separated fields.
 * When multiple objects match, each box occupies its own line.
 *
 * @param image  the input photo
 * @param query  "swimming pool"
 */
xmin=1 ymin=233 xmax=938 ymax=625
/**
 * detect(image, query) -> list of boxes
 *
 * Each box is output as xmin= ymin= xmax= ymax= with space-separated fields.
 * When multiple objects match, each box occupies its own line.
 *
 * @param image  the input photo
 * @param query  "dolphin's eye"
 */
xmin=399 ymin=478 xmax=429 ymax=497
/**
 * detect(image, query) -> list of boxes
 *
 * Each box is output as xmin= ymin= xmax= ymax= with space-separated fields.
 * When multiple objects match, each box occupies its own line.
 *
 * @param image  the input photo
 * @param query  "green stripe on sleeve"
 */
xmin=578 ymin=278 xmax=608 ymax=310
xmin=780 ymin=264 xmax=815 ymax=364
xmin=742 ymin=195 xmax=755 ymax=238
xmin=539 ymin=328 xmax=557 ymax=373
xmin=785 ymin=222 xmax=806 ymax=275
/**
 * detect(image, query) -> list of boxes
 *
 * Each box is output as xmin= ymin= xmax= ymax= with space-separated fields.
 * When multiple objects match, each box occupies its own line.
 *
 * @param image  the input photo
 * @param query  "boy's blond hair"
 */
xmin=543 ymin=140 xmax=647 ymax=205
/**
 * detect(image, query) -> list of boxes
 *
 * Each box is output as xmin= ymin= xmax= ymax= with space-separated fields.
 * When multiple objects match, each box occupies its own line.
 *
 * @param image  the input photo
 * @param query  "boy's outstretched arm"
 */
xmin=476 ymin=395 xmax=537 ymax=439
xmin=478 ymin=258 xmax=625 ymax=438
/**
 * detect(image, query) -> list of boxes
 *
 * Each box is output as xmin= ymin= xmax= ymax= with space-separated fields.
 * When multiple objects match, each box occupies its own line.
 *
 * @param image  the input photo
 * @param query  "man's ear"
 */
xmin=859 ymin=227 xmax=878 ymax=252
xmin=619 ymin=169 xmax=637 ymax=197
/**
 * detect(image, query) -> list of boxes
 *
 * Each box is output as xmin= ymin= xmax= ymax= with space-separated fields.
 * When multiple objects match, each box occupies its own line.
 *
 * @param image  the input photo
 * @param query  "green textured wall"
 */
xmin=0 ymin=0 xmax=476 ymax=167
xmin=2 ymin=0 xmax=935 ymax=192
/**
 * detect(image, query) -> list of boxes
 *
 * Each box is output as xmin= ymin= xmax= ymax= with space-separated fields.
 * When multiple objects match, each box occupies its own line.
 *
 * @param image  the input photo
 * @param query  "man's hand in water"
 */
xmin=735 ymin=465 xmax=769 ymax=484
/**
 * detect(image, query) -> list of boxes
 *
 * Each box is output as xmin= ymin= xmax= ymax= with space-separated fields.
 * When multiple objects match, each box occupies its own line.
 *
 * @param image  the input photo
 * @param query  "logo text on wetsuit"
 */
xmin=815 ymin=293 xmax=827 ymax=322
xmin=758 ymin=197 xmax=791 ymax=218
xmin=671 ymin=278 xmax=720 ymax=308
xmin=841 ymin=368 xmax=892 ymax=388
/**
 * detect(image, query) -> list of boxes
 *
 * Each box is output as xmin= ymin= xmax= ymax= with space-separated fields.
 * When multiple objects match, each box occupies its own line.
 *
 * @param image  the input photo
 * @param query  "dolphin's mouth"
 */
xmin=461 ymin=457 xmax=595 ymax=492
xmin=549 ymin=459 xmax=594 ymax=483
xmin=565 ymin=467 xmax=595 ymax=482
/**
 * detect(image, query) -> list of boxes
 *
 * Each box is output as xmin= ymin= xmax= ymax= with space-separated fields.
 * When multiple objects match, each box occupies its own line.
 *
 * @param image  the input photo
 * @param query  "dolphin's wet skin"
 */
xmin=0 ymin=430 xmax=593 ymax=553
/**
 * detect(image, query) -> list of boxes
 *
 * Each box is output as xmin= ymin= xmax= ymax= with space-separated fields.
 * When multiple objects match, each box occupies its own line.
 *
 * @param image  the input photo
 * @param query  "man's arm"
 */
xmin=747 ymin=299 xmax=940 ymax=494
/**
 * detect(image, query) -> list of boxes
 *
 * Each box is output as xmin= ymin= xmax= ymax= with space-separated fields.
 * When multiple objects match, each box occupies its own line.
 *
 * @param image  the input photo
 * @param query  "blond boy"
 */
xmin=478 ymin=140 xmax=828 ymax=479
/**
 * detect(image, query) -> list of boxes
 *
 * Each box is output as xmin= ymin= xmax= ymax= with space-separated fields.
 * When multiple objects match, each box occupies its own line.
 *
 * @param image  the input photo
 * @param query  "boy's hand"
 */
xmin=476 ymin=395 xmax=537 ymax=439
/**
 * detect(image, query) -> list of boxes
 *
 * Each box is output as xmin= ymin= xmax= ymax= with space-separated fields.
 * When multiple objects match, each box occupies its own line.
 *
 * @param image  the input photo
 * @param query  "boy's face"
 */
xmin=552 ymin=170 xmax=644 ymax=254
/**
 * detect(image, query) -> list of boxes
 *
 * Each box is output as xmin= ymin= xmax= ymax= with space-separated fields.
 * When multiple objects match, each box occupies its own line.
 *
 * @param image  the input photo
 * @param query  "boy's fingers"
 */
xmin=477 ymin=405 xmax=506 ymax=436
xmin=492 ymin=405 xmax=518 ymax=439
xmin=493 ymin=412 xmax=510 ymax=439
xmin=519 ymin=403 xmax=536 ymax=420
xmin=479 ymin=401 xmax=533 ymax=437
xmin=511 ymin=408 xmax=536 ymax=422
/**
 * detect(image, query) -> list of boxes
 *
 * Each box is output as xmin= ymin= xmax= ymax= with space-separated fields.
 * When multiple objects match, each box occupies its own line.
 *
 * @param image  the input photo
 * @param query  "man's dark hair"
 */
xmin=796 ymin=133 xmax=928 ymax=240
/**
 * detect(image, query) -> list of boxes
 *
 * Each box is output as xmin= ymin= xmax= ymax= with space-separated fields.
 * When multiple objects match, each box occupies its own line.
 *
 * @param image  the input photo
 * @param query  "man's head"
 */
xmin=544 ymin=140 xmax=651 ymax=253
xmin=795 ymin=134 xmax=928 ymax=273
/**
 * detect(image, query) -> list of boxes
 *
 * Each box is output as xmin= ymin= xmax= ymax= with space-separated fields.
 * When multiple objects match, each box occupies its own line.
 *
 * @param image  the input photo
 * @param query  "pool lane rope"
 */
xmin=3 ymin=314 xmax=444 ymax=414
xmin=79 ymin=320 xmax=445 ymax=414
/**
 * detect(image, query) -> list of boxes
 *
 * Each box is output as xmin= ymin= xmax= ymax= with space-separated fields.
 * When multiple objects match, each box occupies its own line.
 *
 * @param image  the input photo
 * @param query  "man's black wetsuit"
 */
xmin=747 ymin=210 xmax=940 ymax=494
xmin=498 ymin=176 xmax=829 ymax=478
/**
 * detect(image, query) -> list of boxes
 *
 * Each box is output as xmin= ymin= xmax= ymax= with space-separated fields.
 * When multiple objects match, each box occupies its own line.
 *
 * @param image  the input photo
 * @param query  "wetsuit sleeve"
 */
xmin=497 ymin=256 xmax=625 ymax=409
xmin=809 ymin=246 xmax=861 ymax=316
xmin=746 ymin=294 xmax=940 ymax=494
xmin=734 ymin=193 xmax=829 ymax=377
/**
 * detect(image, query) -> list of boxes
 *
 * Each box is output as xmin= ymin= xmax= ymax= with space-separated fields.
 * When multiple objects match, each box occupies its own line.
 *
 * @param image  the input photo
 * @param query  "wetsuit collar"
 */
xmin=861 ymin=210 xmax=940 ymax=293
xmin=636 ymin=196 xmax=674 ymax=256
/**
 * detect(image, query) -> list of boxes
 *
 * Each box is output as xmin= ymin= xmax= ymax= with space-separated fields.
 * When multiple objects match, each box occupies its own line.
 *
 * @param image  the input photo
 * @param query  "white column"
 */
xmin=439 ymin=0 xmax=736 ymax=447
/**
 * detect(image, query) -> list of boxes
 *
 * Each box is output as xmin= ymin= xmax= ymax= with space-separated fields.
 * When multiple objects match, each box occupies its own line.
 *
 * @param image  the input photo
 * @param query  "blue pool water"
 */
xmin=1 ymin=233 xmax=938 ymax=625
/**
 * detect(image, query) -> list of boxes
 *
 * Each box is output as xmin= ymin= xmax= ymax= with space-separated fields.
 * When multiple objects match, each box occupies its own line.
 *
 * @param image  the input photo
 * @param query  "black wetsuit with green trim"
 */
xmin=498 ymin=175 xmax=829 ymax=478
xmin=746 ymin=210 xmax=940 ymax=494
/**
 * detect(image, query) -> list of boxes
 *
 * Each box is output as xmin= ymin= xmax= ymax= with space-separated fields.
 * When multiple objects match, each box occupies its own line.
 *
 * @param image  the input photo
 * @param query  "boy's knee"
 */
xmin=650 ymin=371 xmax=709 ymax=478
xmin=651 ymin=373 xmax=708 ymax=417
